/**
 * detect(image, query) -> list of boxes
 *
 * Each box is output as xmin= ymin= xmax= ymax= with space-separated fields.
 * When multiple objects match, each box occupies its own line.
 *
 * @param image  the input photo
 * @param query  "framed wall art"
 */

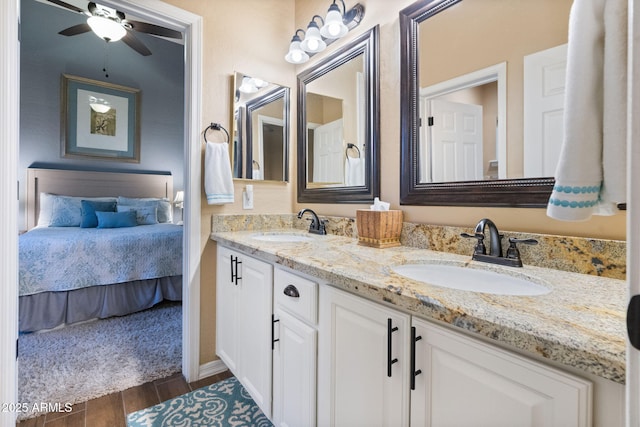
xmin=61 ymin=74 xmax=141 ymax=162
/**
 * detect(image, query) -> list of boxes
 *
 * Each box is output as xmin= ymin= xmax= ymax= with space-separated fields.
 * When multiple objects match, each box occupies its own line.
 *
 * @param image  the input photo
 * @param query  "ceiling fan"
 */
xmin=46 ymin=0 xmax=182 ymax=56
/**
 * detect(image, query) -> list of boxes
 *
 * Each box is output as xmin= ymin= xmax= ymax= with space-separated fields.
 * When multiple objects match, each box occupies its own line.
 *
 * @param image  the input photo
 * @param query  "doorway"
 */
xmin=0 ymin=1 xmax=203 ymax=424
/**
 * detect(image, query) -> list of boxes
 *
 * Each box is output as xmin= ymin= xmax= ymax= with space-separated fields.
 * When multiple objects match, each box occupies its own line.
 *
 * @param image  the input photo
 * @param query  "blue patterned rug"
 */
xmin=127 ymin=377 xmax=273 ymax=427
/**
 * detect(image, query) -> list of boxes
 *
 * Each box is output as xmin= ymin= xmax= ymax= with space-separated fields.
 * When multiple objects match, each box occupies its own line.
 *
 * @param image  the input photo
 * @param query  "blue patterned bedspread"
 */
xmin=19 ymin=224 xmax=183 ymax=296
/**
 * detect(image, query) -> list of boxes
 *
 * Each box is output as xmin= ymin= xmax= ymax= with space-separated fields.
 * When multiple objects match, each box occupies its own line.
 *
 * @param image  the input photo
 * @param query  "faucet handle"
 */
xmin=505 ymin=238 xmax=538 ymax=260
xmin=461 ymin=232 xmax=486 ymax=255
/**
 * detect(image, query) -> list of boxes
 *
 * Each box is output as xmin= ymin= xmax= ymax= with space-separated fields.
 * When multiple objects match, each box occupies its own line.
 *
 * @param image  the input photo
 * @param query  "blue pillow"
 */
xmin=96 ymin=210 xmax=137 ymax=229
xmin=80 ymin=200 xmax=117 ymax=228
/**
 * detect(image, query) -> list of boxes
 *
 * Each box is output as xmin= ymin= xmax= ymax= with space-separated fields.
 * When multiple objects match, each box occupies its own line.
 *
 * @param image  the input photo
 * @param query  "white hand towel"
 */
xmin=205 ymin=141 xmax=234 ymax=205
xmin=547 ymin=0 xmax=627 ymax=221
xmin=344 ymin=157 xmax=364 ymax=186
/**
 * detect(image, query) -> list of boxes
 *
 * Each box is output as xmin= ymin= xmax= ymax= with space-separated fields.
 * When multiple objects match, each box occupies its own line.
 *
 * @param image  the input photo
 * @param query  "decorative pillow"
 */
xmin=81 ymin=200 xmax=117 ymax=228
xmin=117 ymin=205 xmax=158 ymax=225
xmin=96 ymin=210 xmax=137 ymax=229
xmin=38 ymin=194 xmax=117 ymax=227
xmin=49 ymin=196 xmax=82 ymax=227
xmin=117 ymin=196 xmax=172 ymax=223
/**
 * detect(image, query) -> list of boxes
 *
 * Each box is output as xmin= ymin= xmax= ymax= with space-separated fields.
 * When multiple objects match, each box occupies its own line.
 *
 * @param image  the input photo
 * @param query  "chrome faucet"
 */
xmin=461 ymin=218 xmax=537 ymax=267
xmin=297 ymin=208 xmax=327 ymax=235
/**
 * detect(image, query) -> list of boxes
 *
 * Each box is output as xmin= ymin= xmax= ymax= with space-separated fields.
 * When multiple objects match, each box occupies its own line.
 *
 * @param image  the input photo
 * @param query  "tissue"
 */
xmin=370 ymin=197 xmax=390 ymax=211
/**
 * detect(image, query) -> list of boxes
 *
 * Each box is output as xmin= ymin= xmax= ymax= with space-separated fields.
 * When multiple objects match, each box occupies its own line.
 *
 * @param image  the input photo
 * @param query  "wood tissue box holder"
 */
xmin=356 ymin=209 xmax=403 ymax=248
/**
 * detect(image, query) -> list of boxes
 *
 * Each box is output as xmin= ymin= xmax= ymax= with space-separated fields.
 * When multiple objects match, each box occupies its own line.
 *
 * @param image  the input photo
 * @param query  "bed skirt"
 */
xmin=19 ymin=275 xmax=182 ymax=333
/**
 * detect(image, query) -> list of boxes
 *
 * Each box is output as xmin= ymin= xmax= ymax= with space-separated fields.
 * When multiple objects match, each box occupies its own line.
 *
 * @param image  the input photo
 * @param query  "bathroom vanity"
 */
xmin=212 ymin=229 xmax=625 ymax=427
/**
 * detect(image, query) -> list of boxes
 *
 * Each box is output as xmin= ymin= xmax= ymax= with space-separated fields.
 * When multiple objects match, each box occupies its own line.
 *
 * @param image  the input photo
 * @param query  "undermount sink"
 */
xmin=391 ymin=263 xmax=550 ymax=296
xmin=251 ymin=232 xmax=315 ymax=243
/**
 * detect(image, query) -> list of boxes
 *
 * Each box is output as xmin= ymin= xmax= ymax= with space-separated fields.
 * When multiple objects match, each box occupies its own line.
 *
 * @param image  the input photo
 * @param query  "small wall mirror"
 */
xmin=399 ymin=0 xmax=570 ymax=206
xmin=232 ymin=72 xmax=290 ymax=182
xmin=297 ymin=26 xmax=380 ymax=203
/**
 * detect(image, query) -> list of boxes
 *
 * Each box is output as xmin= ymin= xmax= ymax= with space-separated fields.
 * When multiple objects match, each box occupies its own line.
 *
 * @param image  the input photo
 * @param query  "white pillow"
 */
xmin=117 ymin=196 xmax=173 ymax=223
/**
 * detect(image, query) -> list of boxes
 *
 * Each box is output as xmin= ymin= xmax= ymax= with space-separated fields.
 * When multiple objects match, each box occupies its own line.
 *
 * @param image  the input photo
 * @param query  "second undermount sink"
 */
xmin=391 ymin=263 xmax=550 ymax=296
xmin=251 ymin=232 xmax=315 ymax=243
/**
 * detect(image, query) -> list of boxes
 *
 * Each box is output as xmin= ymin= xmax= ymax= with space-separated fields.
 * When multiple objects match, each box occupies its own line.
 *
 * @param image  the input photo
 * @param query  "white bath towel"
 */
xmin=547 ymin=0 xmax=627 ymax=221
xmin=344 ymin=157 xmax=364 ymax=186
xmin=204 ymin=141 xmax=234 ymax=205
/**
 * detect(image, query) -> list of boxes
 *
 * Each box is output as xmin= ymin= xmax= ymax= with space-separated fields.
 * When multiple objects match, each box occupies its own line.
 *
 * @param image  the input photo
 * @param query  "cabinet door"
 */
xmin=410 ymin=317 xmax=592 ymax=427
xmin=215 ymin=246 xmax=239 ymax=373
xmin=273 ymin=308 xmax=317 ymax=427
xmin=318 ymin=286 xmax=410 ymax=427
xmin=237 ymin=254 xmax=273 ymax=420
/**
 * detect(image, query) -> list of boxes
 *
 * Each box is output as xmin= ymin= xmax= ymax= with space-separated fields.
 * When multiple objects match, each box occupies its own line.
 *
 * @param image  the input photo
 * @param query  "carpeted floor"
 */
xmin=18 ymin=301 xmax=182 ymax=420
xmin=127 ymin=376 xmax=273 ymax=427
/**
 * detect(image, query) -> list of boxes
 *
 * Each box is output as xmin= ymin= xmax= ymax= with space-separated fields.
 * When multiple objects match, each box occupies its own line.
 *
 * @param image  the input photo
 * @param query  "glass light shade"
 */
xmin=87 ymin=16 xmax=126 ymax=42
xmin=238 ymin=77 xmax=258 ymax=94
xmin=320 ymin=5 xmax=348 ymax=39
xmin=300 ymin=23 xmax=326 ymax=53
xmin=285 ymin=40 xmax=309 ymax=64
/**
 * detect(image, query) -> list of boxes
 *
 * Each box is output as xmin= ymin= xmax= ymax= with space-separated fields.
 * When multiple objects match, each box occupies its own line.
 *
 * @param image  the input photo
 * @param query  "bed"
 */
xmin=19 ymin=168 xmax=183 ymax=332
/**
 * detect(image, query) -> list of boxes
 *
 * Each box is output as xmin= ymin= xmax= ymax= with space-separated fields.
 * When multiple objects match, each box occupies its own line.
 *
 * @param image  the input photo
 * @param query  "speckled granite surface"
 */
xmin=212 ymin=214 xmax=626 ymax=279
xmin=211 ymin=216 xmax=626 ymax=384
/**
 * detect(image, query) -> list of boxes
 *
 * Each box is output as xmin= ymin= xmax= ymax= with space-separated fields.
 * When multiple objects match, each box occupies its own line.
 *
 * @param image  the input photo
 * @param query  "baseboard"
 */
xmin=198 ymin=359 xmax=228 ymax=380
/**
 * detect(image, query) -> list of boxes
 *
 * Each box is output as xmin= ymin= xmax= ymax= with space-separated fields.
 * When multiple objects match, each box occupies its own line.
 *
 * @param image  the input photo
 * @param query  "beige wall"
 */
xmin=165 ymin=0 xmax=626 ymax=368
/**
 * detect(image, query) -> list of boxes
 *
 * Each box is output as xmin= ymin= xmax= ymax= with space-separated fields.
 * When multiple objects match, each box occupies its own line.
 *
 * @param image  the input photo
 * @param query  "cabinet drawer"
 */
xmin=274 ymin=268 xmax=318 ymax=325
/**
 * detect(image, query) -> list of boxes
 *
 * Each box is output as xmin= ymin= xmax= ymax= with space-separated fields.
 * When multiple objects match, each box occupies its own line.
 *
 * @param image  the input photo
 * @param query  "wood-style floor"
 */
xmin=16 ymin=370 xmax=233 ymax=427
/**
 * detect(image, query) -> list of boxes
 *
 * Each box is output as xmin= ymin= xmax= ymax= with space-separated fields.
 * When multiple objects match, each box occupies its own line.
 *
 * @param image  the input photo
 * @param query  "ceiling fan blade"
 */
xmin=122 ymin=30 xmax=152 ymax=56
xmin=46 ymin=0 xmax=86 ymax=14
xmin=59 ymin=23 xmax=92 ymax=36
xmin=127 ymin=20 xmax=182 ymax=39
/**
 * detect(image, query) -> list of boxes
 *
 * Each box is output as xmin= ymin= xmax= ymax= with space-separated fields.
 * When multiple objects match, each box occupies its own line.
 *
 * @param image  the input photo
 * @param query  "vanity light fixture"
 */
xmin=285 ymin=29 xmax=310 ymax=64
xmin=285 ymin=1 xmax=364 ymax=64
xmin=301 ymin=15 xmax=327 ymax=53
xmin=238 ymin=76 xmax=269 ymax=94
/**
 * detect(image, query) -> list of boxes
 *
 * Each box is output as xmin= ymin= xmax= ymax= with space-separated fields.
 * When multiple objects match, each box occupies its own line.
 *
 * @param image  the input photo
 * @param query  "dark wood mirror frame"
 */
xmin=399 ymin=0 xmax=554 ymax=207
xmin=297 ymin=26 xmax=380 ymax=203
xmin=245 ymin=86 xmax=290 ymax=181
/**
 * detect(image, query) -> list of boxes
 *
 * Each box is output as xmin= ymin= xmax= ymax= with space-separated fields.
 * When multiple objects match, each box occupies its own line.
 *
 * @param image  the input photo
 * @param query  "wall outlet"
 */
xmin=243 ymin=185 xmax=254 ymax=209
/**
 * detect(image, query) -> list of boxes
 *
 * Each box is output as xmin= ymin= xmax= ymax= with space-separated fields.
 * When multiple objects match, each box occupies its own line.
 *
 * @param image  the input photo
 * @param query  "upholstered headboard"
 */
xmin=26 ymin=168 xmax=173 ymax=230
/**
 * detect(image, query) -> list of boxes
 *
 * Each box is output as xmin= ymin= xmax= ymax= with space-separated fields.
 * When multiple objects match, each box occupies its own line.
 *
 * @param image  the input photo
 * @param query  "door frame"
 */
xmin=0 ymin=2 xmax=203 ymax=425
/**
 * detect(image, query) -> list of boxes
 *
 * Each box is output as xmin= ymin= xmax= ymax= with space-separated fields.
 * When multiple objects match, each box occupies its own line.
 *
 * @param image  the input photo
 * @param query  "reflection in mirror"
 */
xmin=400 ymin=0 xmax=570 ymax=206
xmin=232 ymin=72 xmax=289 ymax=182
xmin=297 ymin=26 xmax=379 ymax=203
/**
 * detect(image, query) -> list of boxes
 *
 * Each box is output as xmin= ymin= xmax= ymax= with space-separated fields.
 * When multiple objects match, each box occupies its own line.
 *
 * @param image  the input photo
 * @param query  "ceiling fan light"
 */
xmin=320 ymin=4 xmax=348 ymax=39
xmin=87 ymin=16 xmax=126 ymax=42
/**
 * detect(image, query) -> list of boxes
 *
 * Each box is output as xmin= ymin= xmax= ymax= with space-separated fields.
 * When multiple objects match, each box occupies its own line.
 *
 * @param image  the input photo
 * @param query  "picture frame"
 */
xmin=61 ymin=74 xmax=141 ymax=163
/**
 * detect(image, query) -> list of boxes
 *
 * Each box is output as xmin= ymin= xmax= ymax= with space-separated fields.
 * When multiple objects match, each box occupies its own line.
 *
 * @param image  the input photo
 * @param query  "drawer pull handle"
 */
xmin=283 ymin=284 xmax=300 ymax=298
xmin=410 ymin=326 xmax=423 ymax=390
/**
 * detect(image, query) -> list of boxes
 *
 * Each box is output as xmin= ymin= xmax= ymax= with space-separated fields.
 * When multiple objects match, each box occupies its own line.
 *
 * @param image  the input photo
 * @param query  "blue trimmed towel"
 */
xmin=547 ymin=0 xmax=627 ymax=221
xmin=205 ymin=141 xmax=234 ymax=205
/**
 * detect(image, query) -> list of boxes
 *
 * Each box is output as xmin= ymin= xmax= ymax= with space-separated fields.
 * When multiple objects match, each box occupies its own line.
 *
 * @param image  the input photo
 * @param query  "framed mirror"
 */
xmin=232 ymin=72 xmax=290 ymax=182
xmin=399 ymin=0 xmax=569 ymax=207
xmin=297 ymin=25 xmax=380 ymax=203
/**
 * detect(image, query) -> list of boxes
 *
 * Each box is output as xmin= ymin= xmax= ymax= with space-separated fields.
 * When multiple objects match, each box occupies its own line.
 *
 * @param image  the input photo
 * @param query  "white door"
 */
xmin=627 ymin=2 xmax=640 ymax=423
xmin=429 ymin=99 xmax=483 ymax=182
xmin=318 ymin=286 xmax=410 ymax=427
xmin=312 ymin=118 xmax=344 ymax=184
xmin=273 ymin=308 xmax=317 ymax=427
xmin=237 ymin=254 xmax=273 ymax=420
xmin=411 ymin=318 xmax=591 ymax=427
xmin=523 ymin=44 xmax=568 ymax=177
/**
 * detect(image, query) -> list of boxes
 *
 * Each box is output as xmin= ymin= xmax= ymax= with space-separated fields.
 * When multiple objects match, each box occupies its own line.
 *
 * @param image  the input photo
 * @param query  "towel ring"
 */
xmin=203 ymin=122 xmax=230 ymax=144
xmin=345 ymin=143 xmax=361 ymax=159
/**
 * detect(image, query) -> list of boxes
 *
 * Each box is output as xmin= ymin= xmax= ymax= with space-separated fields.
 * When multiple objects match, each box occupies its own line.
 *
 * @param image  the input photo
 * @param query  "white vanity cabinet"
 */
xmin=410 ymin=317 xmax=592 ymax=427
xmin=272 ymin=267 xmax=318 ymax=427
xmin=318 ymin=285 xmax=411 ymax=427
xmin=216 ymin=246 xmax=273 ymax=419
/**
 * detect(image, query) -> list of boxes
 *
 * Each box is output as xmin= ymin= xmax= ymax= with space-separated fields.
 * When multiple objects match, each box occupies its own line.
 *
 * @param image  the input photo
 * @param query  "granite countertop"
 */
xmin=211 ymin=229 xmax=627 ymax=384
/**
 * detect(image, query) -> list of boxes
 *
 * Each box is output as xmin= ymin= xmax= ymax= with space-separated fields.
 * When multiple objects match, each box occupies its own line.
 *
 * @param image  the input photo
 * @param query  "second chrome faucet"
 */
xmin=461 ymin=218 xmax=537 ymax=267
